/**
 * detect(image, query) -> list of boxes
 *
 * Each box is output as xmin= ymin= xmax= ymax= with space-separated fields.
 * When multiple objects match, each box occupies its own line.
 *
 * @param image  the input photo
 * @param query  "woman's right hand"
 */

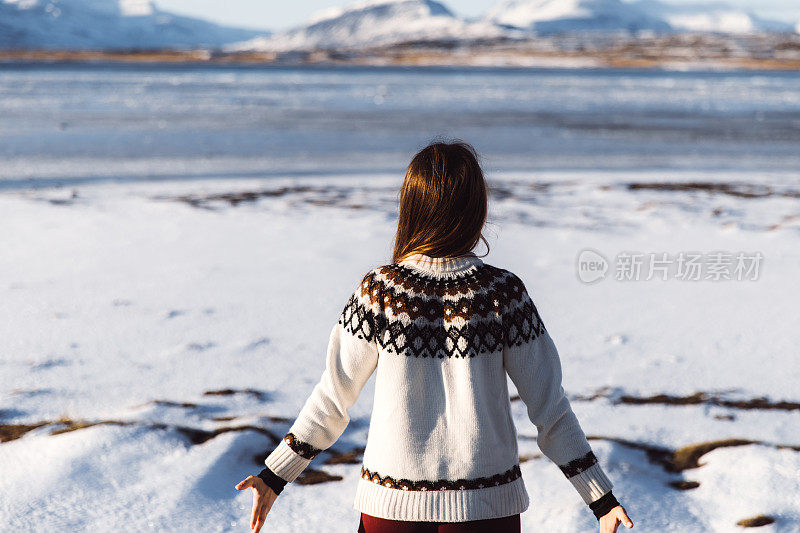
xmin=599 ymin=505 xmax=634 ymax=532
xmin=235 ymin=475 xmax=278 ymax=533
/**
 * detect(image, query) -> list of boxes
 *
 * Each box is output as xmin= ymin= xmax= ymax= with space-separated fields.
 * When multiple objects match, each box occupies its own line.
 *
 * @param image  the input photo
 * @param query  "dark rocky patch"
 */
xmin=737 ymin=515 xmax=775 ymax=527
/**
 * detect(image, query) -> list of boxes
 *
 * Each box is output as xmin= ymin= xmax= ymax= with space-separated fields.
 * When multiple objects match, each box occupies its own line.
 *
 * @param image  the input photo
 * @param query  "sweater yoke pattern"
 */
xmin=337 ymin=263 xmax=546 ymax=359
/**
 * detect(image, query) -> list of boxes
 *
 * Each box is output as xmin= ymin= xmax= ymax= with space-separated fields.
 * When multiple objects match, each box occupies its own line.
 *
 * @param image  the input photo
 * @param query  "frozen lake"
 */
xmin=1 ymin=63 xmax=800 ymax=188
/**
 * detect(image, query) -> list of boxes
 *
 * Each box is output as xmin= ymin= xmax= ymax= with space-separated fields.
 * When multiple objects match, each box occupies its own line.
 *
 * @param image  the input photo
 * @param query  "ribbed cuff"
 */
xmin=567 ymin=462 xmax=614 ymax=504
xmin=263 ymin=438 xmax=311 ymax=483
xmin=589 ymin=490 xmax=619 ymax=520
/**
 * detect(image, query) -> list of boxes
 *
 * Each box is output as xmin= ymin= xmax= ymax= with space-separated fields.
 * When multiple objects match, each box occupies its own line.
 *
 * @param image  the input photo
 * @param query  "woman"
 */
xmin=236 ymin=141 xmax=634 ymax=533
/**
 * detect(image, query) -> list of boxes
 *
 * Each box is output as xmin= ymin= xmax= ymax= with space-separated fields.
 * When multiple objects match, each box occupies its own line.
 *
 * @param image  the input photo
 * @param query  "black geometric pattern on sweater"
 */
xmin=360 ymin=464 xmax=522 ymax=491
xmin=338 ymin=292 xmax=377 ymax=342
xmin=558 ymin=450 xmax=598 ymax=478
xmin=337 ymin=265 xmax=547 ymax=357
xmin=379 ymin=319 xmax=505 ymax=358
xmin=283 ymin=432 xmax=323 ymax=460
xmin=503 ymin=296 xmax=546 ymax=347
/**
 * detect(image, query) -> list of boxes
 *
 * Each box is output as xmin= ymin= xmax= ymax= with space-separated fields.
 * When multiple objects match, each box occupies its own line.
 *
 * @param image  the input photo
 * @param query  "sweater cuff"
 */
xmin=589 ymin=490 xmax=620 ymax=520
xmin=263 ymin=438 xmax=312 ymax=483
xmin=566 ymin=461 xmax=614 ymax=505
xmin=257 ymin=466 xmax=287 ymax=495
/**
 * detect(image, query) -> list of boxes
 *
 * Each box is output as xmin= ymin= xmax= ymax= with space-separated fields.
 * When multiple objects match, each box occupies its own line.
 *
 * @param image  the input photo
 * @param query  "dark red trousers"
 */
xmin=358 ymin=513 xmax=521 ymax=533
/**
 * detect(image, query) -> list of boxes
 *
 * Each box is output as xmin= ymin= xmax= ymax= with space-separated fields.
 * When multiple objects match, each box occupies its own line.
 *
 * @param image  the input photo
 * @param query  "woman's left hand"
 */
xmin=235 ymin=475 xmax=278 ymax=533
xmin=599 ymin=505 xmax=634 ymax=532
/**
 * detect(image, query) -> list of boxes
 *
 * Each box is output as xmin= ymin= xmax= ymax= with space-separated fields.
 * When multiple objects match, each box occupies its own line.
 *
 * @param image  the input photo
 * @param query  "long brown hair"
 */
xmin=392 ymin=140 xmax=489 ymax=263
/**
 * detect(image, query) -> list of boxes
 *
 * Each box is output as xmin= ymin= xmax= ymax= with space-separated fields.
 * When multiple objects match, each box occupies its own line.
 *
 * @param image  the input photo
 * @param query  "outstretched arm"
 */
xmin=263 ymin=313 xmax=379 ymax=482
xmin=502 ymin=275 xmax=630 ymax=528
xmin=236 ymin=273 xmax=380 ymax=532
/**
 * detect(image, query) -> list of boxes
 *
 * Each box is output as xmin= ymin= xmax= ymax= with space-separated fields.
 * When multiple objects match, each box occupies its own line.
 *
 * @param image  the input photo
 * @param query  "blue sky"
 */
xmin=157 ymin=0 xmax=800 ymax=32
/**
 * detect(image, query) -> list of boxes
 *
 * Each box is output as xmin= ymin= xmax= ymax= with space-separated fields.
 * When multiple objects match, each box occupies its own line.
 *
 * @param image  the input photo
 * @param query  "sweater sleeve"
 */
xmin=502 ymin=275 xmax=614 ymax=506
xmin=262 ymin=272 xmax=380 ymax=484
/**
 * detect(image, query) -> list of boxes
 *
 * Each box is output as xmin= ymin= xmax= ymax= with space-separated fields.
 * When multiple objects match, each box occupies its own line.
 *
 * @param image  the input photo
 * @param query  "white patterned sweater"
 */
xmin=262 ymin=252 xmax=614 ymax=522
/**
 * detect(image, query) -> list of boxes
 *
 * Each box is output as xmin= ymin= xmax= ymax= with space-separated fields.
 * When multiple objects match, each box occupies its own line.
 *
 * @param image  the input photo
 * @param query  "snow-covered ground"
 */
xmin=1 ymin=170 xmax=799 ymax=531
xmin=1 ymin=65 xmax=799 ymax=531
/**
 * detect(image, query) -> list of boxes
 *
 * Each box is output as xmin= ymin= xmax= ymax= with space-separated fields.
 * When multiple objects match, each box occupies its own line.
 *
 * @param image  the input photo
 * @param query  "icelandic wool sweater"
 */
xmin=260 ymin=252 xmax=615 ymax=522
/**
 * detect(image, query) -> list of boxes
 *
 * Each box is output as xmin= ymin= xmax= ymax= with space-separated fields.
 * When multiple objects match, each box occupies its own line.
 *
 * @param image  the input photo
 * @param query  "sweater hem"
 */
xmin=352 ymin=475 xmax=529 ymax=522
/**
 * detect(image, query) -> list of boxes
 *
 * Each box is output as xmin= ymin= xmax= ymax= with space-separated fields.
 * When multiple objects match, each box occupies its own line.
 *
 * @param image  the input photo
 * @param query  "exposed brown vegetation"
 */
xmin=175 ymin=424 xmax=280 ymax=445
xmin=0 ymin=422 xmax=49 ymax=442
xmin=295 ymin=468 xmax=343 ymax=485
xmin=2 ymin=32 xmax=800 ymax=71
xmin=325 ymin=447 xmax=365 ymax=465
xmin=203 ymin=389 xmax=267 ymax=401
xmin=562 ymin=387 xmax=800 ymax=412
xmin=584 ymin=435 xmax=800 ymax=474
xmin=668 ymin=480 xmax=700 ymax=490
xmin=670 ymin=439 xmax=756 ymax=471
xmin=151 ymin=400 xmax=199 ymax=409
xmin=626 ymin=182 xmax=800 ymax=199
xmin=49 ymin=418 xmax=131 ymax=435
xmin=165 ymin=187 xmax=316 ymax=208
xmin=617 ymin=392 xmax=800 ymax=412
xmin=3 ymin=413 xmax=282 ymax=449
xmin=737 ymin=515 xmax=776 ymax=527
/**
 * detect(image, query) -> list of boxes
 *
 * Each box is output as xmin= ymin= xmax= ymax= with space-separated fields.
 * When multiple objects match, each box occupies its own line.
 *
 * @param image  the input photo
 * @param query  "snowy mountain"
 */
xmin=229 ymin=0 xmax=509 ymax=53
xmin=0 ymin=0 xmax=264 ymax=49
xmin=486 ymin=0 xmax=671 ymax=35
xmin=636 ymin=0 xmax=795 ymax=34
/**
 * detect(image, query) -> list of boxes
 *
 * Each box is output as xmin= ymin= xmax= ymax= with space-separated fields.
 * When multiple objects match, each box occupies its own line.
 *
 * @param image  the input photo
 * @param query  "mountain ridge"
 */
xmin=0 ymin=0 xmax=264 ymax=49
xmin=1 ymin=0 xmax=797 ymax=52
